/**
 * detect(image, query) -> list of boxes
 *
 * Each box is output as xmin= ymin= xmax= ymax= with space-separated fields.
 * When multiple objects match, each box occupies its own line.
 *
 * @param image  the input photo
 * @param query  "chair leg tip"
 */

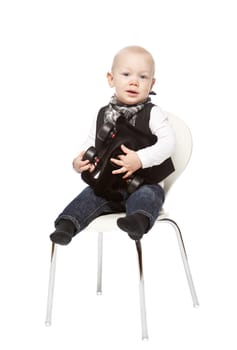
xmin=142 ymin=336 xmax=149 ymax=341
xmin=45 ymin=321 xmax=51 ymax=327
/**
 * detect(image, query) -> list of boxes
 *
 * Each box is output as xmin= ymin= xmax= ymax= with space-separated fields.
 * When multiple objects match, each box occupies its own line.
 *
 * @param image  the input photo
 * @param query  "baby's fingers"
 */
xmin=110 ymin=157 xmax=122 ymax=166
xmin=112 ymin=166 xmax=127 ymax=175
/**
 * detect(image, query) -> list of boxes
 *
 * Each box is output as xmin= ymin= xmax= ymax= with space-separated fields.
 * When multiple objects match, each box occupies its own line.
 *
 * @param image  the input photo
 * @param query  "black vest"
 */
xmin=82 ymin=103 xmax=175 ymax=200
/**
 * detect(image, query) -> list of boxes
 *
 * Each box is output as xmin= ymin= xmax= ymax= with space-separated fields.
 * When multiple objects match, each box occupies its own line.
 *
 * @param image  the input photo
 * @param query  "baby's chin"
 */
xmin=117 ymin=96 xmax=145 ymax=106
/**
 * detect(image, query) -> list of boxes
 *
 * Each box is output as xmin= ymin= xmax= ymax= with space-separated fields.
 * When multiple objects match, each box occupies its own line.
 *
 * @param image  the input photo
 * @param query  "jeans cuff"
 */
xmin=55 ymin=215 xmax=80 ymax=232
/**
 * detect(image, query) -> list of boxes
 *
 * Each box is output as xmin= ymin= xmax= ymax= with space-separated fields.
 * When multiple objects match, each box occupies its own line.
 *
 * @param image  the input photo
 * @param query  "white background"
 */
xmin=1 ymin=0 xmax=237 ymax=349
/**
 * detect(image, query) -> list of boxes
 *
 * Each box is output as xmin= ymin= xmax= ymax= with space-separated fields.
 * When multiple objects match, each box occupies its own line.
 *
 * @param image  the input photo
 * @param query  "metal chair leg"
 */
xmin=135 ymin=240 xmax=149 ymax=341
xmin=160 ymin=219 xmax=199 ymax=307
xmin=45 ymin=242 xmax=57 ymax=326
xmin=96 ymin=232 xmax=103 ymax=295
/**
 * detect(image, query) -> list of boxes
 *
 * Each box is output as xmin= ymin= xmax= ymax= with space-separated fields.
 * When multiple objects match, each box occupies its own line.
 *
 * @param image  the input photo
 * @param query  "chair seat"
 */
xmin=85 ymin=209 xmax=168 ymax=232
xmin=86 ymin=213 xmax=124 ymax=232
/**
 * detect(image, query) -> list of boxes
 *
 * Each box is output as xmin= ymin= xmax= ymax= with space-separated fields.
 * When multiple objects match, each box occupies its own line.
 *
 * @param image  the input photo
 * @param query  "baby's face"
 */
xmin=107 ymin=51 xmax=155 ymax=105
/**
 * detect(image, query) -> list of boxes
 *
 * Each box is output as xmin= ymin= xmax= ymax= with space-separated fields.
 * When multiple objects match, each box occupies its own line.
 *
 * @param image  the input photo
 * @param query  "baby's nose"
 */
xmin=129 ymin=79 xmax=139 ymax=86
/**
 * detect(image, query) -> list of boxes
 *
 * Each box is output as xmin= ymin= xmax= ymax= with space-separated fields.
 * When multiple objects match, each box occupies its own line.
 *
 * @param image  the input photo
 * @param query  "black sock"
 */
xmin=117 ymin=213 xmax=150 ymax=240
xmin=50 ymin=219 xmax=76 ymax=245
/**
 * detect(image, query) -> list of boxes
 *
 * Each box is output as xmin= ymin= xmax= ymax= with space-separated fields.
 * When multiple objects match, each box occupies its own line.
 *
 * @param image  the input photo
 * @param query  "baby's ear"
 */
xmin=151 ymin=77 xmax=156 ymax=90
xmin=107 ymin=72 xmax=114 ymax=87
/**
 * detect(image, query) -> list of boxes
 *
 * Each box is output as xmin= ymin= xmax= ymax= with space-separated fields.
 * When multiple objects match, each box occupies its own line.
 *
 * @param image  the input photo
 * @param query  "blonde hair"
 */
xmin=111 ymin=45 xmax=155 ymax=76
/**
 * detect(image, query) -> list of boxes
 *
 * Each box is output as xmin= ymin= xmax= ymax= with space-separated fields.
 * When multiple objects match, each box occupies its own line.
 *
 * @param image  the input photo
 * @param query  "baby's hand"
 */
xmin=110 ymin=144 xmax=142 ymax=179
xmin=73 ymin=151 xmax=95 ymax=173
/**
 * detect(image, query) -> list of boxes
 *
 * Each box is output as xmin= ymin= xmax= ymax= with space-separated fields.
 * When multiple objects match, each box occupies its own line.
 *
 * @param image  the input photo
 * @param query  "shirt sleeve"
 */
xmin=136 ymin=106 xmax=176 ymax=168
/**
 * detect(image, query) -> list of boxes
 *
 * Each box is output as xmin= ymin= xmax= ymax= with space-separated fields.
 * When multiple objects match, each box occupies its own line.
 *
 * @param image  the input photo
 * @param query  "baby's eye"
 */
xmin=122 ymin=72 xmax=129 ymax=77
xmin=140 ymin=75 xmax=147 ymax=79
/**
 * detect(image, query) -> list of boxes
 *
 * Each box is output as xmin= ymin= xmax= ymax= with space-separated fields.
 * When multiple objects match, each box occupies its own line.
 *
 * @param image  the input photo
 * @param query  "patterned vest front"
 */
xmin=81 ymin=103 xmax=175 ymax=200
xmin=95 ymin=103 xmax=175 ymax=184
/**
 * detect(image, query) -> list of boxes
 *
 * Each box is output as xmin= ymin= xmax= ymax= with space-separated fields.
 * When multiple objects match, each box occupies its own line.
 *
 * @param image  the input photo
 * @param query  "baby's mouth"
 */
xmin=126 ymin=90 xmax=138 ymax=95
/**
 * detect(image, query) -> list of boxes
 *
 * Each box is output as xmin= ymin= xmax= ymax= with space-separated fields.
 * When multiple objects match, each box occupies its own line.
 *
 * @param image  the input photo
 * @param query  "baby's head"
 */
xmin=107 ymin=46 xmax=156 ymax=105
xmin=111 ymin=46 xmax=155 ymax=76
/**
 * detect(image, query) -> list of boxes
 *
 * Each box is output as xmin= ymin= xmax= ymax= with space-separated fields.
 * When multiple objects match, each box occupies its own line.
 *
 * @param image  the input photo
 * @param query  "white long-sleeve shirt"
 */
xmin=81 ymin=105 xmax=176 ymax=169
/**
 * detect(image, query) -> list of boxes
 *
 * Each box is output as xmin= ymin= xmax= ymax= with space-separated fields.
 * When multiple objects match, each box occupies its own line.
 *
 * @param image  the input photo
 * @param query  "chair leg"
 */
xmin=45 ymin=242 xmax=57 ymax=326
xmin=160 ymin=219 xmax=199 ymax=307
xmin=135 ymin=240 xmax=149 ymax=340
xmin=96 ymin=232 xmax=103 ymax=295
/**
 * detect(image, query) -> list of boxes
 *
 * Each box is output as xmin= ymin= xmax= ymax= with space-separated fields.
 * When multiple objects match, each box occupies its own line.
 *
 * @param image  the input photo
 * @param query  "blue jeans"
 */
xmin=55 ymin=184 xmax=165 ymax=233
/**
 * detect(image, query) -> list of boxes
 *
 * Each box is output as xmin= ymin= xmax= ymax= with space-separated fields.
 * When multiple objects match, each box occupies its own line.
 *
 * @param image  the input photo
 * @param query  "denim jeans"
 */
xmin=55 ymin=184 xmax=165 ymax=233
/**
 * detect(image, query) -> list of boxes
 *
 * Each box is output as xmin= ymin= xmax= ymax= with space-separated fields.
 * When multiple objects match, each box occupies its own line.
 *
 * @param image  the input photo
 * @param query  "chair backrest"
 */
xmin=163 ymin=113 xmax=193 ymax=195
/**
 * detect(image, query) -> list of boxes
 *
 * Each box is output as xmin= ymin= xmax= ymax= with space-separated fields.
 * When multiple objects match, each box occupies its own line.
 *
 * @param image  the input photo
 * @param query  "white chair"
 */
xmin=45 ymin=113 xmax=199 ymax=340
